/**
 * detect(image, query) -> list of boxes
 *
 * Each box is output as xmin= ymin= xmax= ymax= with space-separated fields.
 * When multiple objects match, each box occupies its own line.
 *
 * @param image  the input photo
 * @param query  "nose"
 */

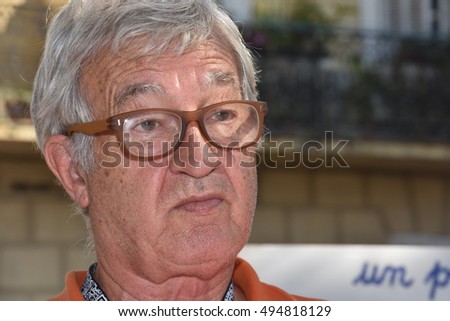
xmin=169 ymin=122 xmax=222 ymax=177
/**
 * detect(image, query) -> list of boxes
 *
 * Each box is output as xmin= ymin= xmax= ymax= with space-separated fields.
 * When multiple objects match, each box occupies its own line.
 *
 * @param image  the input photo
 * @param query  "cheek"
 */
xmin=229 ymin=149 xmax=258 ymax=194
xmin=229 ymin=151 xmax=258 ymax=220
xmin=89 ymin=136 xmax=171 ymax=218
xmin=86 ymin=165 xmax=165 ymax=252
xmin=93 ymin=136 xmax=124 ymax=169
xmin=88 ymin=168 xmax=131 ymax=213
xmin=240 ymin=166 xmax=258 ymax=202
xmin=228 ymin=165 xmax=257 ymax=247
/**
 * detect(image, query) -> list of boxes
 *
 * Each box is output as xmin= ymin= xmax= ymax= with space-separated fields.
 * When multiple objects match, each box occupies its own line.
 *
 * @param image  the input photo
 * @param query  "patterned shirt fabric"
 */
xmin=81 ymin=264 xmax=108 ymax=301
xmin=81 ymin=263 xmax=235 ymax=301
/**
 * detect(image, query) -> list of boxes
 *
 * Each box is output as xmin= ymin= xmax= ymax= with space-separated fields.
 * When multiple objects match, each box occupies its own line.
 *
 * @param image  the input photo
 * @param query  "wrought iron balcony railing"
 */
xmin=244 ymin=23 xmax=450 ymax=143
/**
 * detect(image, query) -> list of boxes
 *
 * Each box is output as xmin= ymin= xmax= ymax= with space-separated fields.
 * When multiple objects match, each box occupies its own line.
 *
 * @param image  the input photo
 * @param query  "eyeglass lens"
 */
xmin=122 ymin=102 xmax=260 ymax=157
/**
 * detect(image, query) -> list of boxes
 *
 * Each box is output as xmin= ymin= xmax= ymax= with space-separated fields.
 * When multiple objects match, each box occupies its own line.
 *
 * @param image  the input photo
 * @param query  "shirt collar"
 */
xmin=81 ymin=263 xmax=235 ymax=301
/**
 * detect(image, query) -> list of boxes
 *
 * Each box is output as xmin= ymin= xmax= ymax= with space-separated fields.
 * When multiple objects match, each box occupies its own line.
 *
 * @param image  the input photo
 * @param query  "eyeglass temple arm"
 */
xmin=66 ymin=119 xmax=110 ymax=136
xmin=260 ymin=102 xmax=268 ymax=115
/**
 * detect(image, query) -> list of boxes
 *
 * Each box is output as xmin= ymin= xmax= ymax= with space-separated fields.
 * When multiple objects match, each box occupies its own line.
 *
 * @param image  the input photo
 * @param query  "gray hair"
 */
xmin=31 ymin=0 xmax=259 ymax=172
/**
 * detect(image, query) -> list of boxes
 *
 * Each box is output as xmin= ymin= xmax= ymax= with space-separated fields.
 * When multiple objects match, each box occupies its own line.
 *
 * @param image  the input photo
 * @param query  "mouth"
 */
xmin=175 ymin=195 xmax=223 ymax=213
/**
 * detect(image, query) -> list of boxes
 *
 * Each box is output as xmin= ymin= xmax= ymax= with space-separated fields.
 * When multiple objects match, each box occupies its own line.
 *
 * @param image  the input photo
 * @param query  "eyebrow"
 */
xmin=116 ymin=83 xmax=166 ymax=106
xmin=201 ymin=70 xmax=239 ymax=91
xmin=116 ymin=71 xmax=239 ymax=107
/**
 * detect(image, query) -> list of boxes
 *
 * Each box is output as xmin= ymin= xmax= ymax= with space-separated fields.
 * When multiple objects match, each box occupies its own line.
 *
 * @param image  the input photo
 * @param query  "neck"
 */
xmin=95 ymin=261 xmax=237 ymax=300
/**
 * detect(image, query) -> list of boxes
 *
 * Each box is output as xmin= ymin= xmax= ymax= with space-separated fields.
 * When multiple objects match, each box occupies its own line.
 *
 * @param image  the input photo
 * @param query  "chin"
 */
xmin=171 ymin=235 xmax=244 ymax=268
xmin=160 ymin=223 xmax=249 ymax=269
xmin=178 ymin=250 xmax=238 ymax=278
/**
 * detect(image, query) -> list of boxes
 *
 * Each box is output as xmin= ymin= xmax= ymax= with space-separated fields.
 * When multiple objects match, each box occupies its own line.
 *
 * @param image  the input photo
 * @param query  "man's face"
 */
xmin=79 ymin=41 xmax=257 ymax=280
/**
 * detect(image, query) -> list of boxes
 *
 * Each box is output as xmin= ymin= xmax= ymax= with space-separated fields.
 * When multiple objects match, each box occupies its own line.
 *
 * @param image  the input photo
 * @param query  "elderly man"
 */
xmin=31 ymin=0 xmax=314 ymax=301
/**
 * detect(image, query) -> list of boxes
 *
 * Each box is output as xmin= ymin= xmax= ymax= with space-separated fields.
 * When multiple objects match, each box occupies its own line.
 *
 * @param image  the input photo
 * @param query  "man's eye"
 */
xmin=212 ymin=110 xmax=235 ymax=122
xmin=135 ymin=120 xmax=159 ymax=132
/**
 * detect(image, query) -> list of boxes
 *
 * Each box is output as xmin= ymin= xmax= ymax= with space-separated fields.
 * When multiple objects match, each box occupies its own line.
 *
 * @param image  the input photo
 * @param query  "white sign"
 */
xmin=239 ymin=244 xmax=450 ymax=300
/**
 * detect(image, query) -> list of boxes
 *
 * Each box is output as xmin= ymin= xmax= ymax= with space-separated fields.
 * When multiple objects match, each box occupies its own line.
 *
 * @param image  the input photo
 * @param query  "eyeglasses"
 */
xmin=67 ymin=100 xmax=268 ymax=158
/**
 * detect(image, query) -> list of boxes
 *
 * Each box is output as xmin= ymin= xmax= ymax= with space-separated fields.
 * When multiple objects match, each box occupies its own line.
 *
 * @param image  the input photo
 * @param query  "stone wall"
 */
xmin=0 ymin=142 xmax=94 ymax=300
xmin=0 ymin=140 xmax=449 ymax=300
xmin=0 ymin=0 xmax=67 ymax=90
xmin=252 ymin=166 xmax=450 ymax=244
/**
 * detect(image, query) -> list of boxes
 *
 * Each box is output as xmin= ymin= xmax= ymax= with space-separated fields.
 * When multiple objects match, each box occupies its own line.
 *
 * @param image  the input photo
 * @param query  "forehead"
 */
xmin=81 ymin=40 xmax=239 ymax=83
xmin=79 ymin=40 xmax=240 ymax=111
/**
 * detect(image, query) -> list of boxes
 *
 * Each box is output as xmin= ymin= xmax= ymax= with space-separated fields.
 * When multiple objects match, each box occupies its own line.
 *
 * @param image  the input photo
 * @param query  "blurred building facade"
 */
xmin=361 ymin=0 xmax=450 ymax=37
xmin=1 ymin=0 xmax=450 ymax=300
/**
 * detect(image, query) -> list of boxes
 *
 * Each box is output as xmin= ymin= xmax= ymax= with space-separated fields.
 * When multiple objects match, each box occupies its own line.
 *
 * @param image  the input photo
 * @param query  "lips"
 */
xmin=175 ymin=196 xmax=223 ymax=212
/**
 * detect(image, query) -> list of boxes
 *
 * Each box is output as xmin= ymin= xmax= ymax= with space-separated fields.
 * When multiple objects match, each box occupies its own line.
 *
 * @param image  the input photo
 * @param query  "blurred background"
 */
xmin=0 ymin=0 xmax=449 ymax=300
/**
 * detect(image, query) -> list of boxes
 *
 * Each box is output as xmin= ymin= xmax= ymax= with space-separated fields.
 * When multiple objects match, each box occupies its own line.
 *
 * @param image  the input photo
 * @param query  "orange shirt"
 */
xmin=50 ymin=257 xmax=317 ymax=301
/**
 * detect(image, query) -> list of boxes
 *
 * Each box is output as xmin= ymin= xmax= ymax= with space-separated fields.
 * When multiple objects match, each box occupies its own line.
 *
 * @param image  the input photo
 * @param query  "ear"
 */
xmin=43 ymin=135 xmax=90 ymax=208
